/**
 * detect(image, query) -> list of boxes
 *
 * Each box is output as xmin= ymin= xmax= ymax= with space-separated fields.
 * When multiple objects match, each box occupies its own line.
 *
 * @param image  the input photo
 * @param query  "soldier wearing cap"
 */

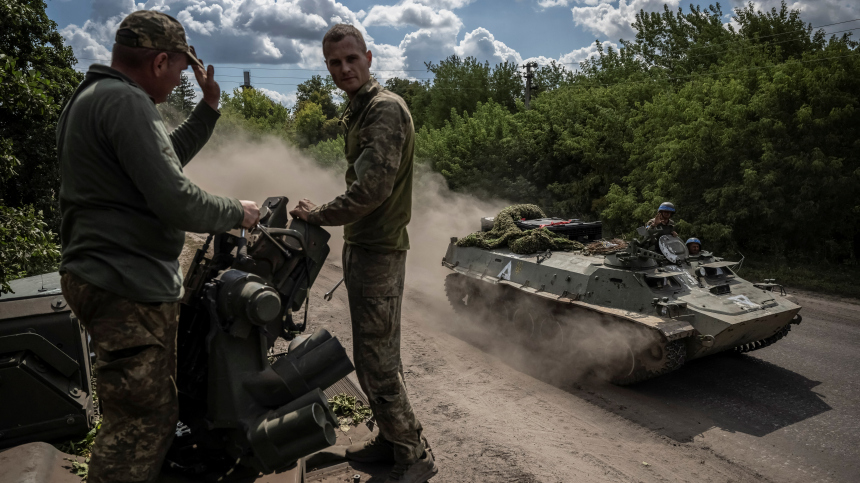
xmin=290 ymin=24 xmax=437 ymax=483
xmin=57 ymin=10 xmax=259 ymax=483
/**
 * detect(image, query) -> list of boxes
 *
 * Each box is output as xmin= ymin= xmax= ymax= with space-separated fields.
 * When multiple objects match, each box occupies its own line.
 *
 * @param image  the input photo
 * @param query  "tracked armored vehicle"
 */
xmin=442 ymin=218 xmax=802 ymax=384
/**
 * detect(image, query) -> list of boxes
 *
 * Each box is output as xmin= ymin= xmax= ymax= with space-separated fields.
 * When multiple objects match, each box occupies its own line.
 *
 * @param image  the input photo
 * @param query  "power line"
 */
xmin=74 ymin=24 xmax=860 ymax=85
xmin=681 ymin=17 xmax=860 ymax=54
xmin=683 ymin=26 xmax=860 ymax=61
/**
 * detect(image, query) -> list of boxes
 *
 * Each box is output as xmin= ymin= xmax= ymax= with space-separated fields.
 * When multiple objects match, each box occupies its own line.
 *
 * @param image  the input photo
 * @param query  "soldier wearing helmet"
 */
xmin=633 ymin=201 xmax=680 ymax=251
xmin=686 ymin=237 xmax=702 ymax=256
xmin=647 ymin=202 xmax=678 ymax=237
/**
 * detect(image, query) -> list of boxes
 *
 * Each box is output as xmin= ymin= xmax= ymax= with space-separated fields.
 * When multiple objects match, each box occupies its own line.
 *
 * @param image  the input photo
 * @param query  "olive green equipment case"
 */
xmin=0 ymin=272 xmax=95 ymax=448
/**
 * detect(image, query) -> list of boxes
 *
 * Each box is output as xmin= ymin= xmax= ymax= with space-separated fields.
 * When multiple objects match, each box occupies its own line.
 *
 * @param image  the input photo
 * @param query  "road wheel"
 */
xmin=510 ymin=307 xmax=539 ymax=347
xmin=444 ymin=273 xmax=482 ymax=315
xmin=611 ymin=339 xmax=687 ymax=385
xmin=537 ymin=313 xmax=565 ymax=351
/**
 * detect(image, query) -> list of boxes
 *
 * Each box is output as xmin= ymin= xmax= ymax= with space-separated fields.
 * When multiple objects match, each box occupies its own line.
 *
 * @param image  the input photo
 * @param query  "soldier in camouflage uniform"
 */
xmin=636 ymin=201 xmax=679 ymax=251
xmin=57 ymin=11 xmax=259 ymax=483
xmin=290 ymin=24 xmax=437 ymax=483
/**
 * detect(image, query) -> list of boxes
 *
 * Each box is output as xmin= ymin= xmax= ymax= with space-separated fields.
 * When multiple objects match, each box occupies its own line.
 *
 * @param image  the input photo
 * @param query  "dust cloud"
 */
xmin=186 ymin=132 xmax=658 ymax=386
xmin=185 ymin=132 xmax=505 ymax=291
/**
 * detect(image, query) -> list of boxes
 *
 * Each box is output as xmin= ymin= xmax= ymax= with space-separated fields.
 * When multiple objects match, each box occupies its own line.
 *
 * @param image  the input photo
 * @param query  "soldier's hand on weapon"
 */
xmin=240 ymin=200 xmax=260 ymax=229
xmin=190 ymin=46 xmax=220 ymax=111
xmin=289 ymin=198 xmax=317 ymax=221
xmin=672 ymin=231 xmax=678 ymax=237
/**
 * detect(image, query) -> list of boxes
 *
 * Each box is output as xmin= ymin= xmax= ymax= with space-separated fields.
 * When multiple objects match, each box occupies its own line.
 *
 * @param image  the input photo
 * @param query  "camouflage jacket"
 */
xmin=306 ymin=79 xmax=414 ymax=251
xmin=642 ymin=217 xmax=676 ymax=246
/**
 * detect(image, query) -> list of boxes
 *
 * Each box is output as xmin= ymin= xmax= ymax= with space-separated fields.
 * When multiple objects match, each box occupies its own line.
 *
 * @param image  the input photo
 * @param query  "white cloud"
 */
xmin=542 ymin=1 xmax=860 ymax=42
xmin=558 ymin=40 xmax=618 ymax=65
xmin=455 ymin=27 xmax=522 ymax=66
xmin=364 ymin=1 xmax=463 ymax=30
xmin=60 ymin=0 xmax=374 ymax=65
xmin=236 ymin=0 xmax=329 ymax=40
xmin=537 ymin=0 xmax=575 ymax=7
xmin=726 ymin=1 xmax=860 ymax=33
xmin=259 ymin=87 xmax=297 ymax=107
xmin=91 ymin=0 xmax=135 ymax=22
xmin=368 ymin=42 xmax=408 ymax=80
xmin=399 ymin=27 xmax=458 ymax=71
xmin=62 ymin=23 xmax=113 ymax=64
xmin=569 ymin=0 xmax=681 ymax=40
xmin=412 ymin=0 xmax=475 ymax=9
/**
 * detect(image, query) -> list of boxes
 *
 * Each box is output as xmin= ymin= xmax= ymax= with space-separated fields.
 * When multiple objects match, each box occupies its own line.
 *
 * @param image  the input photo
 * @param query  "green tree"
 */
xmin=489 ymin=61 xmax=523 ymax=112
xmin=161 ymin=72 xmax=196 ymax=123
xmin=531 ymin=61 xmax=573 ymax=98
xmin=296 ymin=75 xmax=339 ymax=119
xmin=293 ymin=101 xmax=339 ymax=148
xmin=0 ymin=0 xmax=83 ymax=234
xmin=384 ymin=77 xmax=426 ymax=115
xmin=218 ymin=87 xmax=291 ymax=139
xmin=1 ymin=204 xmax=60 ymax=293
xmin=415 ymin=1 xmax=860 ymax=264
xmin=304 ymin=135 xmax=346 ymax=170
xmin=0 ymin=0 xmax=77 ymax=289
xmin=412 ymin=56 xmax=493 ymax=130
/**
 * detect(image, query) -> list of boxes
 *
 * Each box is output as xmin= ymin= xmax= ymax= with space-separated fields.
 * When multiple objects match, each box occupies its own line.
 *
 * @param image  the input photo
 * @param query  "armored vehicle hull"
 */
xmin=442 ymin=240 xmax=802 ymax=384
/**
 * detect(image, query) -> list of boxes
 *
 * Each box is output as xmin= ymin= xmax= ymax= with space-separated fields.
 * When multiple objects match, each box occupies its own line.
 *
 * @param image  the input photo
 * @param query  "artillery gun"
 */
xmin=165 ymin=195 xmax=354 ymax=478
xmin=0 ymin=196 xmax=356 ymax=482
xmin=442 ymin=217 xmax=802 ymax=384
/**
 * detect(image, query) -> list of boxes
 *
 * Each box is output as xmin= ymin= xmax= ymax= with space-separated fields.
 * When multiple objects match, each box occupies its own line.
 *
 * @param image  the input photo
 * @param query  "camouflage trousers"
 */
xmin=342 ymin=244 xmax=425 ymax=464
xmin=61 ymin=271 xmax=179 ymax=483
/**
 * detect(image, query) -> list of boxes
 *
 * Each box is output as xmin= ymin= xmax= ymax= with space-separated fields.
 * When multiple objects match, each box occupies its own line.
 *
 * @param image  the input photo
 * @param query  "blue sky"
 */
xmin=47 ymin=0 xmax=859 ymax=106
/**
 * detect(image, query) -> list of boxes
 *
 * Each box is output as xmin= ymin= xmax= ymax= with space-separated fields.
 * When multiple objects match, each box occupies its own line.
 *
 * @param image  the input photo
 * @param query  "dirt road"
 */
xmin=181 ymin=147 xmax=856 ymax=482
xmin=295 ymin=259 xmax=856 ymax=483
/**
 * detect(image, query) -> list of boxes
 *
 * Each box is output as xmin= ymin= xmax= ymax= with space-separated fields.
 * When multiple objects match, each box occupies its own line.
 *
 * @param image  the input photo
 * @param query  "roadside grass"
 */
xmin=328 ymin=393 xmax=372 ymax=432
xmin=55 ymin=380 xmax=100 ymax=480
xmin=738 ymin=258 xmax=860 ymax=300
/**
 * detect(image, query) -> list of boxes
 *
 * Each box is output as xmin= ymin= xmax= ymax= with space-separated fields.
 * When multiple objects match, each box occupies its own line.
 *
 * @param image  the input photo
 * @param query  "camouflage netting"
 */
xmin=456 ymin=204 xmax=585 ymax=255
xmin=582 ymin=238 xmax=629 ymax=256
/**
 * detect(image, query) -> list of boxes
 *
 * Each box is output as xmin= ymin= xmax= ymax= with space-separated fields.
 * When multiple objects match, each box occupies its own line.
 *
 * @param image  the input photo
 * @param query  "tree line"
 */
xmin=2 ymin=0 xmax=858 ymax=292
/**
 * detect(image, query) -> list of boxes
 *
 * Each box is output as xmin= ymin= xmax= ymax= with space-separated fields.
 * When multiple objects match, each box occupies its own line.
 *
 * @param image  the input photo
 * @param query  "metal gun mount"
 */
xmin=604 ymin=242 xmax=668 ymax=269
xmin=167 ymin=196 xmax=354 ymax=478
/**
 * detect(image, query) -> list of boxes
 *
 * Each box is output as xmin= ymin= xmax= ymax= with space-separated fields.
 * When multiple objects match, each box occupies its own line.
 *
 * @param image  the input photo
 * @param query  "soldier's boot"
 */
xmin=384 ymin=449 xmax=438 ymax=483
xmin=345 ymin=433 xmax=395 ymax=463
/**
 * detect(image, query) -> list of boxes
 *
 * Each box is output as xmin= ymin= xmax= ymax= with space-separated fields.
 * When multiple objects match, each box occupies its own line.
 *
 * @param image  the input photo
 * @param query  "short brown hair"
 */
xmin=322 ymin=24 xmax=367 ymax=56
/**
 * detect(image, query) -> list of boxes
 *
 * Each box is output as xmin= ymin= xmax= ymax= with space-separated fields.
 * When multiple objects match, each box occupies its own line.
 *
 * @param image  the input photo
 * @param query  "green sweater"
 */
xmin=307 ymin=79 xmax=413 ymax=251
xmin=57 ymin=65 xmax=243 ymax=302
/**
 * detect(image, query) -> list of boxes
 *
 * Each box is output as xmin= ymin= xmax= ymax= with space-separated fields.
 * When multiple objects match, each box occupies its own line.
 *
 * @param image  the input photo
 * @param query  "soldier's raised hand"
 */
xmin=190 ymin=46 xmax=220 ymax=111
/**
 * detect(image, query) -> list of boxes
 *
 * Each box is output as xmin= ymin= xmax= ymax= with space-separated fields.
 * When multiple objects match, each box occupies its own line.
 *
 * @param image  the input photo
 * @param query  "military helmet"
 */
xmin=658 ymin=201 xmax=676 ymax=213
xmin=686 ymin=237 xmax=701 ymax=246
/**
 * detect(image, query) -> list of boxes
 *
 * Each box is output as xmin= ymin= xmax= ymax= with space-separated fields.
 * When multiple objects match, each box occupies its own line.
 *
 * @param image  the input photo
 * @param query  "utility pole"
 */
xmin=523 ymin=61 xmax=537 ymax=110
xmin=242 ymin=70 xmax=253 ymax=90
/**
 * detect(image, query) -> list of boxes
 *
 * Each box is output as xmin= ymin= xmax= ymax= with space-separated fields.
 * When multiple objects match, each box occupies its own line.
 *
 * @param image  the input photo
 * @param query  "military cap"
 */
xmin=115 ymin=10 xmax=204 ymax=69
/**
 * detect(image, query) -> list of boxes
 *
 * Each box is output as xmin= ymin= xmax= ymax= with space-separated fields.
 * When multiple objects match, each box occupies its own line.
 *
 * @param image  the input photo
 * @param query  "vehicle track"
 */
xmin=302 ymin=262 xmax=777 ymax=483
